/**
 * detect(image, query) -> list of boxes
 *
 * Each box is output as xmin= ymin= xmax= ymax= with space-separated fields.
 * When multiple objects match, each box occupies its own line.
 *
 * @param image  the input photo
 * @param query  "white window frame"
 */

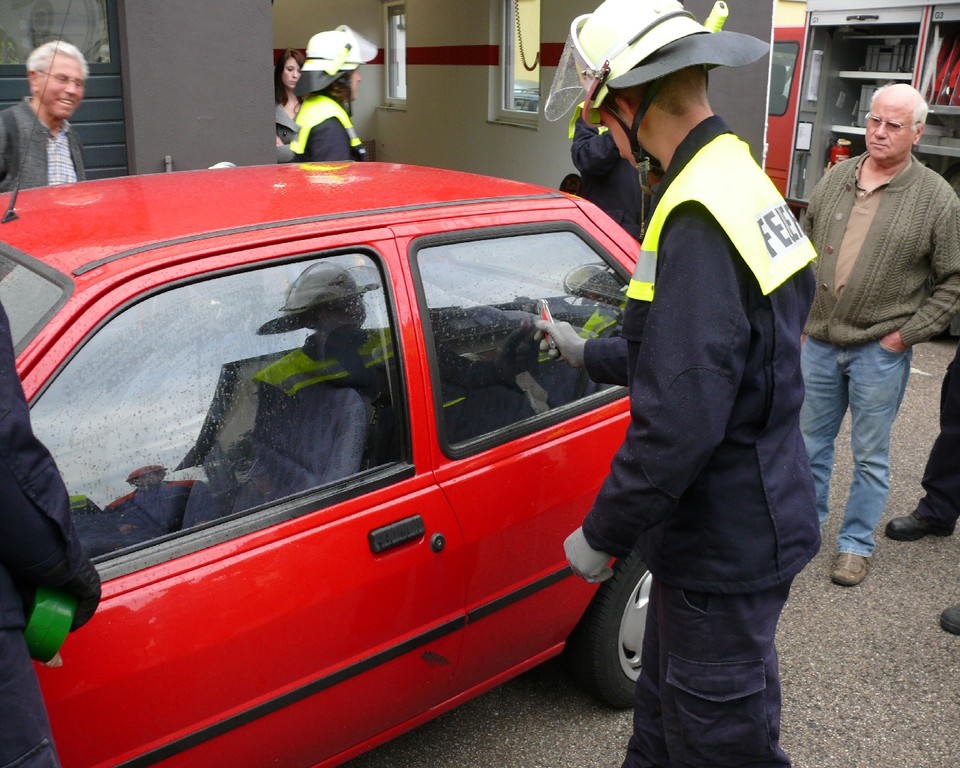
xmin=489 ymin=0 xmax=540 ymax=127
xmin=383 ymin=1 xmax=407 ymax=108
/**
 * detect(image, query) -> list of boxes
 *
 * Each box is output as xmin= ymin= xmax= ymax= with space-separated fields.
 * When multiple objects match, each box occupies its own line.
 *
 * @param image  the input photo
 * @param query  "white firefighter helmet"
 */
xmin=295 ymin=25 xmax=378 ymax=97
xmin=544 ymin=0 xmax=767 ymax=122
xmin=258 ymin=262 xmax=378 ymax=334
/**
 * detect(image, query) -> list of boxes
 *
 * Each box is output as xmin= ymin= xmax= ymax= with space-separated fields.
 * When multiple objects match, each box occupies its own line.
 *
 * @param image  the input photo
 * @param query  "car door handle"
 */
xmin=369 ymin=515 xmax=426 ymax=553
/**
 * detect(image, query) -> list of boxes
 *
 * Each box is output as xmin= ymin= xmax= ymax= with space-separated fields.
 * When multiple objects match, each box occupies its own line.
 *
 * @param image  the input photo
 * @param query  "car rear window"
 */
xmin=0 ymin=252 xmax=67 ymax=349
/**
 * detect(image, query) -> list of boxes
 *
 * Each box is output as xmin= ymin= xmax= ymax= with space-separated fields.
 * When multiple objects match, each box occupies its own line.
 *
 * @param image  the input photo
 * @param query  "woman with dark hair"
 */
xmin=290 ymin=26 xmax=377 ymax=162
xmin=274 ymin=47 xmax=304 ymax=162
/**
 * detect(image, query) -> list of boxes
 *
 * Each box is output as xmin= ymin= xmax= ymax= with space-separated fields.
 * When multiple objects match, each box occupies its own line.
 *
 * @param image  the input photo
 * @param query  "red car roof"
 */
xmin=0 ymin=163 xmax=562 ymax=276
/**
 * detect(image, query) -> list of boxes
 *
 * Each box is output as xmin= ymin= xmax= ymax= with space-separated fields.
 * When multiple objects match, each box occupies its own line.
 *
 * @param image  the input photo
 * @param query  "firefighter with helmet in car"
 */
xmin=236 ymin=262 xmax=380 ymax=511
xmin=290 ymin=25 xmax=377 ymax=162
xmin=537 ymin=1 xmax=820 ymax=765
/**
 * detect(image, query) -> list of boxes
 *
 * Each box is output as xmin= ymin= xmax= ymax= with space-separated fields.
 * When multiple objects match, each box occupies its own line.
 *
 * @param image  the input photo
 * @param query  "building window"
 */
xmin=495 ymin=0 xmax=540 ymax=125
xmin=384 ymin=1 xmax=407 ymax=107
xmin=0 ymin=0 xmax=111 ymax=64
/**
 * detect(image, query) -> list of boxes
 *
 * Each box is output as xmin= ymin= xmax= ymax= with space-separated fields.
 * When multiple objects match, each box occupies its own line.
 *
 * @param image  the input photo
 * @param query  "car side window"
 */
xmin=415 ymin=230 xmax=626 ymax=448
xmin=30 ymin=253 xmax=400 ymax=560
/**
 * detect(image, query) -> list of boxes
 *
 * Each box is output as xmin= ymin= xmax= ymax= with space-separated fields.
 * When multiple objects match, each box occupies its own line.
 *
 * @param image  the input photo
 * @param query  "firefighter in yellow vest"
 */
xmin=234 ymin=262 xmax=381 ymax=510
xmin=538 ymin=1 xmax=820 ymax=766
xmin=291 ymin=25 xmax=376 ymax=162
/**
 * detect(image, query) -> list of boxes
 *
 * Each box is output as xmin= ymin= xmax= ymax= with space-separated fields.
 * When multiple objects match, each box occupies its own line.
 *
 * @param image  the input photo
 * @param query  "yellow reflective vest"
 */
xmin=627 ymin=133 xmax=816 ymax=302
xmin=255 ymin=348 xmax=351 ymax=395
xmin=290 ymin=94 xmax=365 ymax=159
xmin=254 ymin=330 xmax=392 ymax=396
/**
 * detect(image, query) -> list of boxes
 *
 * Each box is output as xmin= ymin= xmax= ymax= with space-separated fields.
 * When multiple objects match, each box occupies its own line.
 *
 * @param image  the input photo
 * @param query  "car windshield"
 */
xmin=0 ymin=251 xmax=66 ymax=350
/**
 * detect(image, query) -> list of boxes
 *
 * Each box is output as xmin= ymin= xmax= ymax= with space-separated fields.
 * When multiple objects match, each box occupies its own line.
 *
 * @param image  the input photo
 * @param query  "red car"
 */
xmin=1 ymin=163 xmax=649 ymax=767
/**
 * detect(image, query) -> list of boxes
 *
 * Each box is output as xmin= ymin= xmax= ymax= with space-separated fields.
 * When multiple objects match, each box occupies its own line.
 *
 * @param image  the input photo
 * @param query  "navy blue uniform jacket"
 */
xmin=571 ymin=118 xmax=646 ymax=241
xmin=0 ymin=302 xmax=95 ymax=628
xmin=297 ymin=119 xmax=360 ymax=163
xmin=582 ymin=117 xmax=820 ymax=593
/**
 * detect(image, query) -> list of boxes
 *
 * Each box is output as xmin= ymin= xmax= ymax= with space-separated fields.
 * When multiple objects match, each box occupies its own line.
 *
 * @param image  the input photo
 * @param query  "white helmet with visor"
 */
xmin=545 ymin=0 xmax=767 ymax=122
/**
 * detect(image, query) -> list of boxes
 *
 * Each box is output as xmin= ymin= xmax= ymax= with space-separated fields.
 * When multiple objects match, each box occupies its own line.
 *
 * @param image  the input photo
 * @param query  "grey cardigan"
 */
xmin=0 ymin=99 xmax=85 ymax=192
xmin=803 ymin=154 xmax=960 ymax=348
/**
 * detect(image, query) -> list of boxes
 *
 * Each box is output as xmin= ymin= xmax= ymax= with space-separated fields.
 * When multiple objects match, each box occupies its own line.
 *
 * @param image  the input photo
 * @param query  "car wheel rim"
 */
xmin=618 ymin=569 xmax=651 ymax=682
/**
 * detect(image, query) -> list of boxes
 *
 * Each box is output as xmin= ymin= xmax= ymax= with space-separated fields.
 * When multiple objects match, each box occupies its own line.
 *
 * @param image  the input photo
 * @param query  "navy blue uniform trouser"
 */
xmin=916 ymin=340 xmax=960 ymax=527
xmin=0 ymin=630 xmax=60 ymax=767
xmin=623 ymin=578 xmax=793 ymax=768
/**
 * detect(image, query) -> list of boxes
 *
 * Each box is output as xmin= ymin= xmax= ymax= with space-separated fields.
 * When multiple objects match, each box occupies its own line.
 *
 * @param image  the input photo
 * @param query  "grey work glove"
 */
xmin=534 ymin=318 xmax=587 ymax=368
xmin=563 ymin=526 xmax=613 ymax=583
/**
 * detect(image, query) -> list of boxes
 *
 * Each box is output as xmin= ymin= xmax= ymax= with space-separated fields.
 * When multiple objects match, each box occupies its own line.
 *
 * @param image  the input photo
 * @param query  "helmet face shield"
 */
xmin=301 ymin=25 xmax=378 ymax=78
xmin=337 ymin=25 xmax=378 ymax=68
xmin=545 ymin=16 xmax=610 ymax=122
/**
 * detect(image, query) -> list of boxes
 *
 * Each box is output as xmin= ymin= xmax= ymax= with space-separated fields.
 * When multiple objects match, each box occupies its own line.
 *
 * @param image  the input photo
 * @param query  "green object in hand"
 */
xmin=24 ymin=587 xmax=77 ymax=662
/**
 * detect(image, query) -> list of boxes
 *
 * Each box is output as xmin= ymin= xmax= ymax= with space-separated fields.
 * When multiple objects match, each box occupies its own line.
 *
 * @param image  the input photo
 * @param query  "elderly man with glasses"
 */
xmin=800 ymin=82 xmax=960 ymax=587
xmin=0 ymin=40 xmax=87 ymax=192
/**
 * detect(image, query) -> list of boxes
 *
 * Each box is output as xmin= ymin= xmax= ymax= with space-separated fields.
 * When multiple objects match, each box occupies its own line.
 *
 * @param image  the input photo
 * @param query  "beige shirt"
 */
xmin=835 ymin=185 xmax=880 ymax=295
xmin=834 ymin=156 xmax=912 ymax=297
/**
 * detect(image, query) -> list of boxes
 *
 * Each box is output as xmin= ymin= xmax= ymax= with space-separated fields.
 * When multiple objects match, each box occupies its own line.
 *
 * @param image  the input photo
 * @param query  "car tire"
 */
xmin=562 ymin=551 xmax=651 ymax=709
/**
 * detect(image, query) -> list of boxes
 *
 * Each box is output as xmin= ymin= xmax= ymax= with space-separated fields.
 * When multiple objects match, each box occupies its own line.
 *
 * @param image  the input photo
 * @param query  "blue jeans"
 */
xmin=800 ymin=337 xmax=911 ymax=557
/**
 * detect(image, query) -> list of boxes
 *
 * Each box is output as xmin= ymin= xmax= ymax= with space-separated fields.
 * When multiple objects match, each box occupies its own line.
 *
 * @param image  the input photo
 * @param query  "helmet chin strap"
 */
xmin=628 ymin=79 xmax=662 ymax=164
xmin=600 ymin=79 xmax=664 ymax=193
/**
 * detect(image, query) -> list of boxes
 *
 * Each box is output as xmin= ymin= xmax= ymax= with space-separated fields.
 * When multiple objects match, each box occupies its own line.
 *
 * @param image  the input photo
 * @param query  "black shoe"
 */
xmin=940 ymin=605 xmax=960 ymax=635
xmin=884 ymin=513 xmax=955 ymax=541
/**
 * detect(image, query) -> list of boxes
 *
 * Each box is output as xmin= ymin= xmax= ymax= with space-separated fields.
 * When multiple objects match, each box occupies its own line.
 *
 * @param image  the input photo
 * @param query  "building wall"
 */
xmin=1 ymin=2 xmax=776 ymax=184
xmin=119 ymin=0 xmax=275 ymax=174
xmin=273 ymin=0 xmax=775 ymax=189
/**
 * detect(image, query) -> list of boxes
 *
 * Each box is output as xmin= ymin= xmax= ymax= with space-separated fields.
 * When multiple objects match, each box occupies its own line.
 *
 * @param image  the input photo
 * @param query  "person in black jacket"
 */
xmin=0 ymin=300 xmax=101 ymax=767
xmin=571 ymin=111 xmax=647 ymax=241
xmin=540 ymin=0 xmax=819 ymax=765
xmin=884 ymin=339 xmax=960 ymax=634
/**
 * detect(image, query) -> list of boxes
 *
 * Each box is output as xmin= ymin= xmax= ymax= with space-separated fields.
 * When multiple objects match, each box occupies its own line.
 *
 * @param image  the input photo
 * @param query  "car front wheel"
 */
xmin=563 ymin=552 xmax=651 ymax=709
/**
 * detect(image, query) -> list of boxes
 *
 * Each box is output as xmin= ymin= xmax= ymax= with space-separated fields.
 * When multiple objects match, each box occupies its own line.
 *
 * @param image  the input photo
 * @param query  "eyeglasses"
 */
xmin=37 ymin=70 xmax=86 ymax=89
xmin=865 ymin=113 xmax=917 ymax=133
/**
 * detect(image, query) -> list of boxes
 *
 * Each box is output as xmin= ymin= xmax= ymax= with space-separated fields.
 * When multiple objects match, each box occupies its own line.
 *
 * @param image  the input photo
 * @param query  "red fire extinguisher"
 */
xmin=829 ymin=138 xmax=851 ymax=166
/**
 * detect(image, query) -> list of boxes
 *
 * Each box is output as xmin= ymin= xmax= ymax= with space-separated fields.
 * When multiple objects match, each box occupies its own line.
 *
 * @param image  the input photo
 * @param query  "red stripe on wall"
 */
xmin=273 ymin=48 xmax=385 ymax=65
xmin=275 ymin=43 xmax=561 ymax=68
xmin=274 ymin=48 xmax=305 ymax=63
xmin=407 ymin=45 xmax=499 ymax=66
xmin=407 ymin=43 xmax=562 ymax=67
xmin=540 ymin=42 xmax=564 ymax=68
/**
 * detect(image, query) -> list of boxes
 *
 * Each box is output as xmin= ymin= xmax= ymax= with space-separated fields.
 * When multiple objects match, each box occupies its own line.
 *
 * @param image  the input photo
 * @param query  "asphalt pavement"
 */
xmin=345 ymin=337 xmax=960 ymax=768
